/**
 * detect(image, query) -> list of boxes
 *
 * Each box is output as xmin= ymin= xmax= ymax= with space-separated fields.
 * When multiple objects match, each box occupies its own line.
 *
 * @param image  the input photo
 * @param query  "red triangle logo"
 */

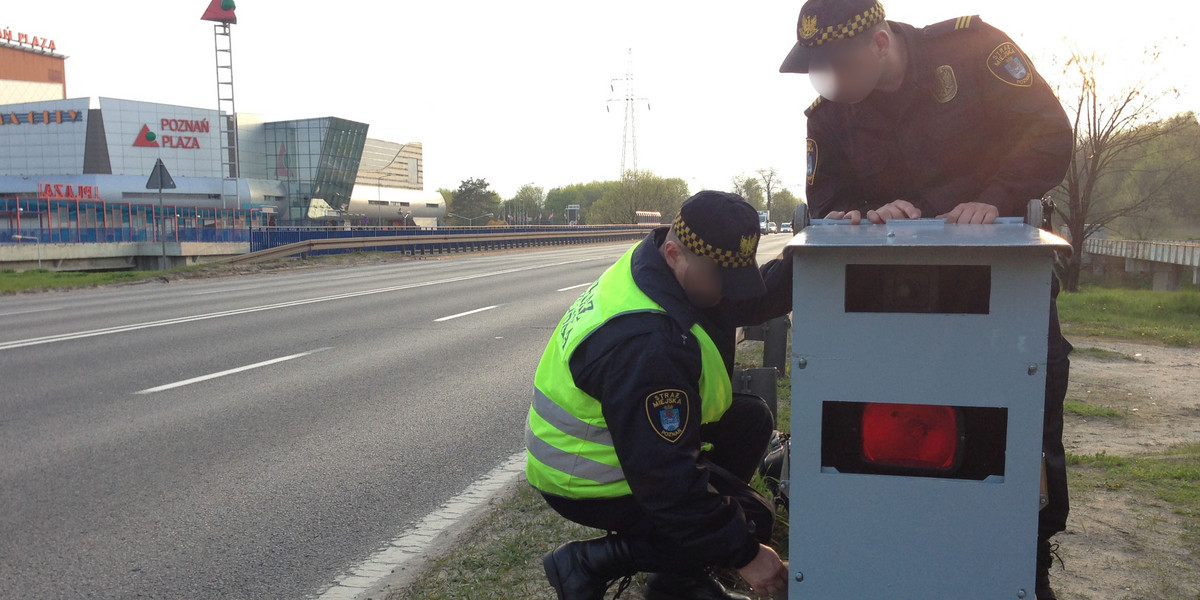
xmin=201 ymin=0 xmax=237 ymax=24
xmin=133 ymin=124 xmax=159 ymax=148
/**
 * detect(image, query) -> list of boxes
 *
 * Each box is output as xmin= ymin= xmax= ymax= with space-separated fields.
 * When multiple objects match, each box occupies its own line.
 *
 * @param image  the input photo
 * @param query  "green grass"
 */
xmin=1072 ymin=346 xmax=1142 ymax=362
xmin=1057 ymin=286 xmax=1200 ymax=347
xmin=0 ymin=268 xmax=165 ymax=293
xmin=1063 ymin=400 xmax=1124 ymax=418
xmin=1068 ymin=444 xmax=1200 ymax=555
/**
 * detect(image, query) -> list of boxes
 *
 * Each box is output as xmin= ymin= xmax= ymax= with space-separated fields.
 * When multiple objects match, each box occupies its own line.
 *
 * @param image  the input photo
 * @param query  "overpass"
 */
xmin=1083 ymin=238 xmax=1200 ymax=291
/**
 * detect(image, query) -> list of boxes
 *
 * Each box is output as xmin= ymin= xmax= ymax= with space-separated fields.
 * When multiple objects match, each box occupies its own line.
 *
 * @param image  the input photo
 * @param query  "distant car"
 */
xmin=767 ymin=222 xmax=778 ymax=233
xmin=781 ymin=222 xmax=792 ymax=233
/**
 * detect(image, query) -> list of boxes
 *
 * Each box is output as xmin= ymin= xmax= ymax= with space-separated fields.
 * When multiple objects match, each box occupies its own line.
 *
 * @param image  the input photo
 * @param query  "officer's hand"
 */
xmin=738 ymin=544 xmax=788 ymax=598
xmin=938 ymin=202 xmax=999 ymax=224
xmin=866 ymin=200 xmax=921 ymax=223
xmin=825 ymin=210 xmax=862 ymax=224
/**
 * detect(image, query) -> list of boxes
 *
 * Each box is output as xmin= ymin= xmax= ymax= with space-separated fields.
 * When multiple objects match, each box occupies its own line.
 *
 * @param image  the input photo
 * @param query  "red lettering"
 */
xmin=40 ymin=183 xmax=53 ymax=198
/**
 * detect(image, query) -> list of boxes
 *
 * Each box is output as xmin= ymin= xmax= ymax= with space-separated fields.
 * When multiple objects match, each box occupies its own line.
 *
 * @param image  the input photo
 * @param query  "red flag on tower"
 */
xmin=201 ymin=0 xmax=237 ymax=24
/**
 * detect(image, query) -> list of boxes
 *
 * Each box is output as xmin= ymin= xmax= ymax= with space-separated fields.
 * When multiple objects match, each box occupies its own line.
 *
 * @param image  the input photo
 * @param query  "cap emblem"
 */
xmin=800 ymin=14 xmax=819 ymax=39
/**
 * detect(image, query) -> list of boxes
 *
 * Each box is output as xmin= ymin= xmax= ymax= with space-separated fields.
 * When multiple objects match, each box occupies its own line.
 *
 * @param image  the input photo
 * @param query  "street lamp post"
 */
xmin=447 ymin=212 xmax=493 ymax=227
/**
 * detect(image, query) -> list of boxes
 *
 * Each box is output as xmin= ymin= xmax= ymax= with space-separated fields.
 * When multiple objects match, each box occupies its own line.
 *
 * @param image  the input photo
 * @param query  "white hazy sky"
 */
xmin=6 ymin=1 xmax=1198 ymax=199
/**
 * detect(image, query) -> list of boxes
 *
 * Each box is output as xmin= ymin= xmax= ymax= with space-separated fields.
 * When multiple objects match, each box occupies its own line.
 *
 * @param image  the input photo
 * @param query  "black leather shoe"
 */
xmin=643 ymin=571 xmax=752 ymax=600
xmin=543 ymin=535 xmax=635 ymax=600
xmin=1036 ymin=537 xmax=1061 ymax=600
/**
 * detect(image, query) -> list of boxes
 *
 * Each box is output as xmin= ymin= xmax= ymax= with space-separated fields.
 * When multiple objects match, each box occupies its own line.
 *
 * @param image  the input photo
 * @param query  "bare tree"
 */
xmin=1052 ymin=47 xmax=1194 ymax=291
xmin=757 ymin=167 xmax=780 ymax=224
xmin=731 ymin=175 xmax=765 ymax=209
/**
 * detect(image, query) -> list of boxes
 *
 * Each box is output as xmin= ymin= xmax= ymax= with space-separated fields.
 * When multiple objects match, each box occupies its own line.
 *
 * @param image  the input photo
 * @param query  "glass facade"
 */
xmin=264 ymin=117 xmax=368 ymax=223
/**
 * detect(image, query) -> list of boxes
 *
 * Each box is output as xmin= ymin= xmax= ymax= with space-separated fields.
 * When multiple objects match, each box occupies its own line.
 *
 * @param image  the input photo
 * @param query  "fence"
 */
xmin=232 ymin=226 xmax=652 ymax=264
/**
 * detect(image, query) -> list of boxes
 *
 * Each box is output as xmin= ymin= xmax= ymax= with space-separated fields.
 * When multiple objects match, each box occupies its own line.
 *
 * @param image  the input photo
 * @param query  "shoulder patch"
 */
xmin=803 ymin=95 xmax=824 ymax=118
xmin=924 ymin=15 xmax=978 ymax=38
xmin=987 ymin=41 xmax=1034 ymax=87
xmin=645 ymin=389 xmax=689 ymax=443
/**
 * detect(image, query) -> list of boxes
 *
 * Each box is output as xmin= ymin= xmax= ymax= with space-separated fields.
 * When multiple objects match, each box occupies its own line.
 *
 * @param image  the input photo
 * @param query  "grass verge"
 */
xmin=1057 ymin=287 xmax=1200 ymax=347
xmin=1071 ymin=346 xmax=1142 ymax=362
xmin=1063 ymin=400 xmax=1124 ymax=418
xmin=1067 ymin=443 xmax=1200 ymax=557
xmin=388 ymin=341 xmax=792 ymax=599
xmin=388 ymin=481 xmax=597 ymax=600
xmin=0 ymin=268 xmax=165 ymax=293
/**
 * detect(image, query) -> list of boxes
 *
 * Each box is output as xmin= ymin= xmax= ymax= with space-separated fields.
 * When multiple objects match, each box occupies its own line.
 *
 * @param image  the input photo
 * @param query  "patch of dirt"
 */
xmin=1055 ymin=337 xmax=1200 ymax=599
xmin=1065 ymin=338 xmax=1200 ymax=456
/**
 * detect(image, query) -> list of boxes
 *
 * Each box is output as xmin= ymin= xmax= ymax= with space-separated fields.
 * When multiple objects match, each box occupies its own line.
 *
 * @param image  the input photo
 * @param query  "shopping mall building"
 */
xmin=1 ymin=31 xmax=443 ymax=243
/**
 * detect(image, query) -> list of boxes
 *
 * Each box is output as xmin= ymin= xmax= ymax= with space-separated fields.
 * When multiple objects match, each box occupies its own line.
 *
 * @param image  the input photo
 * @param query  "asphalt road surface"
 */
xmin=0 ymin=232 xmax=793 ymax=599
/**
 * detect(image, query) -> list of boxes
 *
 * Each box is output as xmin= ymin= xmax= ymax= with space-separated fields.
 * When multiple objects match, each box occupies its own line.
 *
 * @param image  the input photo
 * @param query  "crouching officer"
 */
xmin=526 ymin=191 xmax=790 ymax=600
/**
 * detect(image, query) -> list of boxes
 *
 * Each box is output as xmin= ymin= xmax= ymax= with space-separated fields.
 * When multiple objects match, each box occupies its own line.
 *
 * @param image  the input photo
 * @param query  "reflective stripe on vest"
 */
xmin=525 ymin=244 xmax=732 ymax=499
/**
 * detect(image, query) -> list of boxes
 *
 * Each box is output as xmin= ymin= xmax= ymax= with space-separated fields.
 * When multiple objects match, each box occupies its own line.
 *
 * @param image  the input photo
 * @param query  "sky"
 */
xmin=5 ymin=1 xmax=1198 ymax=200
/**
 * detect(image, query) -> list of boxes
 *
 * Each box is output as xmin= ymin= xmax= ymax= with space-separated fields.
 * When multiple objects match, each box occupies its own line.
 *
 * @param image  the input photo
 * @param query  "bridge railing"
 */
xmin=1083 ymin=238 xmax=1200 ymax=268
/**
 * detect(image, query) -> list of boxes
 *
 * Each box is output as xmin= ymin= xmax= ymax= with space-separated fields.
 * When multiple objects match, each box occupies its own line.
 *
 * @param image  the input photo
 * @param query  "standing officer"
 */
xmin=526 ymin=191 xmax=791 ymax=600
xmin=779 ymin=2 xmax=1073 ymax=598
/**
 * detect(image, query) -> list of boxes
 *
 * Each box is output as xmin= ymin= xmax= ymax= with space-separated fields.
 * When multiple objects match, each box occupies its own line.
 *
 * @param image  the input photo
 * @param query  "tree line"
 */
xmin=437 ymin=49 xmax=1200 ymax=293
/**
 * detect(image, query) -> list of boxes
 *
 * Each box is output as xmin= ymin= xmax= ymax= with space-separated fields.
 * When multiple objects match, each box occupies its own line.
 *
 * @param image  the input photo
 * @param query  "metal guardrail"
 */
xmin=1084 ymin=238 xmax=1200 ymax=268
xmin=224 ymin=228 xmax=648 ymax=264
xmin=248 ymin=224 xmax=646 ymax=252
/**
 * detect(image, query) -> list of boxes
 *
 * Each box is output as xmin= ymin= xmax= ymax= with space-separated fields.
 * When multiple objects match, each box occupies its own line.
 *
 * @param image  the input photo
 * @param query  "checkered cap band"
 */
xmin=672 ymin=214 xmax=756 ymax=269
xmin=800 ymin=2 xmax=885 ymax=48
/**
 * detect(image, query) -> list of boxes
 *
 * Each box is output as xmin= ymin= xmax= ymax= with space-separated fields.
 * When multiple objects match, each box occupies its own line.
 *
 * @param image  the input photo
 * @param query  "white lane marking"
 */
xmin=556 ymin=282 xmax=592 ymax=292
xmin=433 ymin=305 xmax=498 ymax=322
xmin=0 ymin=257 xmax=608 ymax=352
xmin=135 ymin=347 xmax=332 ymax=394
xmin=312 ymin=452 xmax=527 ymax=600
xmin=0 ymin=306 xmax=61 ymax=317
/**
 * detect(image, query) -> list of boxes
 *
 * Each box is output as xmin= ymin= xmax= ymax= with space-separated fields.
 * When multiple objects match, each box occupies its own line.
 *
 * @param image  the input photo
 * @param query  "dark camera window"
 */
xmin=845 ymin=264 xmax=990 ymax=314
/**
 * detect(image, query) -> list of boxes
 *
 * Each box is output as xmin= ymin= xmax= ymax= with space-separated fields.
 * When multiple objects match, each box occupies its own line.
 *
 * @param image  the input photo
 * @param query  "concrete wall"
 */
xmin=0 ymin=241 xmax=248 ymax=272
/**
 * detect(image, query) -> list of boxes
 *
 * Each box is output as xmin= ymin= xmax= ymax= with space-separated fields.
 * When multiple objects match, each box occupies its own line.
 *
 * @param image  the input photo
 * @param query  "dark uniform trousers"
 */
xmin=543 ymin=393 xmax=776 ymax=573
xmin=1042 ymin=280 xmax=1071 ymax=539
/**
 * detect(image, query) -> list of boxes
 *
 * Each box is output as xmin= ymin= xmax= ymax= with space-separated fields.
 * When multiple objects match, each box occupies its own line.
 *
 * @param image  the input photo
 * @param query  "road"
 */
xmin=0 ymin=232 xmax=793 ymax=599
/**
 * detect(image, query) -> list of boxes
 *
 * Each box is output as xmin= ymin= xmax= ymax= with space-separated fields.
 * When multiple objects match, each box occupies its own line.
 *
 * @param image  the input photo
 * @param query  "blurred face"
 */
xmin=808 ymin=30 xmax=888 ymax=104
xmin=666 ymin=240 xmax=723 ymax=308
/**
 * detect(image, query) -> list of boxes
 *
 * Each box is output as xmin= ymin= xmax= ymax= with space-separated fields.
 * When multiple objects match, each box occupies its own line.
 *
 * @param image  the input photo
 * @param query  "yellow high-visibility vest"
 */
xmin=525 ymin=245 xmax=733 ymax=499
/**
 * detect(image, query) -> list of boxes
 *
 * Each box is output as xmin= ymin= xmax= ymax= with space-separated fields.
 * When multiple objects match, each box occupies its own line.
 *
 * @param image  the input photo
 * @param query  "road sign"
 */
xmin=146 ymin=159 xmax=177 ymax=190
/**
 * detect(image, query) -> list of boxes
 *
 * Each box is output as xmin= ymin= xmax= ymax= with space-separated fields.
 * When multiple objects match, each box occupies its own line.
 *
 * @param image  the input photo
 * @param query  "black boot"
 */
xmin=643 ymin=571 xmax=752 ymax=600
xmin=1036 ymin=537 xmax=1061 ymax=600
xmin=543 ymin=535 xmax=636 ymax=600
